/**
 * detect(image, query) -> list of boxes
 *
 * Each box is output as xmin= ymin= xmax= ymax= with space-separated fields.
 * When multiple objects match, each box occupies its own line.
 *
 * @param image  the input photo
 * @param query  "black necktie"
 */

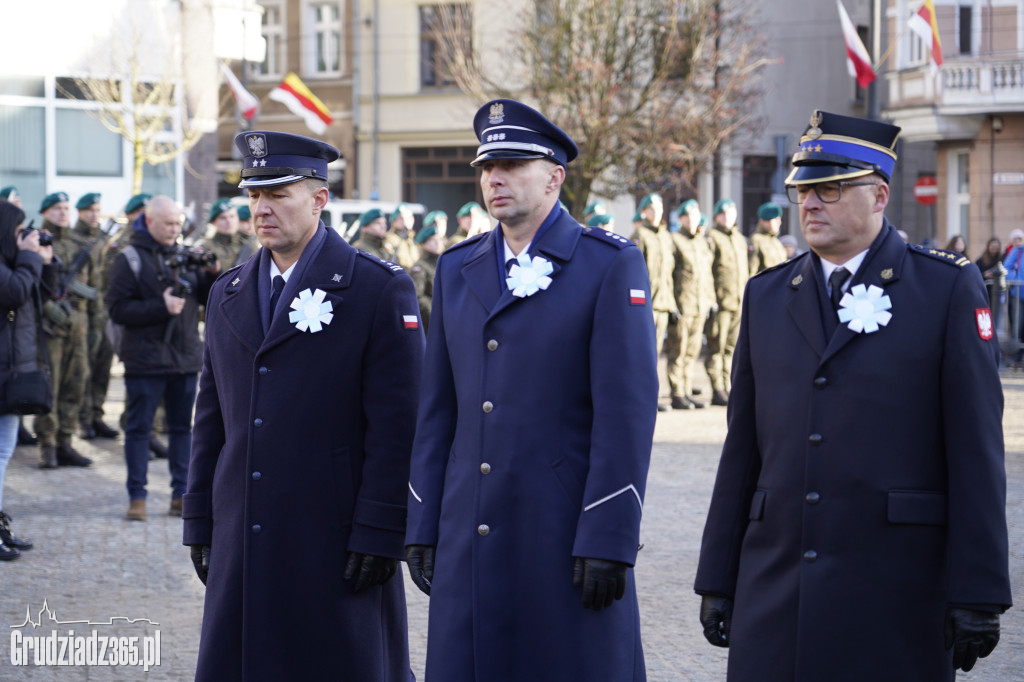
xmin=269 ymin=275 xmax=285 ymax=324
xmin=829 ymin=267 xmax=851 ymax=311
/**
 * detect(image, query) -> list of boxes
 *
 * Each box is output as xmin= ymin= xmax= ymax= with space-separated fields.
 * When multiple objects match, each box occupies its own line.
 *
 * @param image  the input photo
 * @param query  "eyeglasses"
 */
xmin=786 ymin=181 xmax=878 ymax=205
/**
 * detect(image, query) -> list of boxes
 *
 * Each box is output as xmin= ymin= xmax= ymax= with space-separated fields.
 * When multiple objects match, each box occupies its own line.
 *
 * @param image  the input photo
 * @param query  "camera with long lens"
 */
xmin=21 ymin=220 xmax=53 ymax=246
xmin=163 ymin=246 xmax=216 ymax=297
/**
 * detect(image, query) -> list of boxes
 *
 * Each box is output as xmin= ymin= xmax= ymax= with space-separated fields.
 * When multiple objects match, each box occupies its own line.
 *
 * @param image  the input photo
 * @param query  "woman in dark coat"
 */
xmin=0 ymin=202 xmax=53 ymax=559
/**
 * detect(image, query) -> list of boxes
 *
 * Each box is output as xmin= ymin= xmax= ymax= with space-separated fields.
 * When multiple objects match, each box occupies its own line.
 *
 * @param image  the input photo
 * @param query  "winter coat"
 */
xmin=695 ymin=222 xmax=1011 ymax=681
xmin=406 ymin=208 xmax=658 ymax=681
xmin=183 ymin=224 xmax=423 ymax=681
xmin=0 ymin=250 xmax=47 ymax=415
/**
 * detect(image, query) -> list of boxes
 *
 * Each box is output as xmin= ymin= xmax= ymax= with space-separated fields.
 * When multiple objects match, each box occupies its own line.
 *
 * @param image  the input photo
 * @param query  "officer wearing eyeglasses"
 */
xmin=695 ymin=110 xmax=1010 ymax=681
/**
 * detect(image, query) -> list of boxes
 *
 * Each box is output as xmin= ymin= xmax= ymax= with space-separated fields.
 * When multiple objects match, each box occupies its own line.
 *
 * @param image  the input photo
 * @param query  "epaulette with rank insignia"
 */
xmin=909 ymin=244 xmax=970 ymax=268
xmin=581 ymin=227 xmax=634 ymax=250
xmin=357 ymin=250 xmax=406 ymax=276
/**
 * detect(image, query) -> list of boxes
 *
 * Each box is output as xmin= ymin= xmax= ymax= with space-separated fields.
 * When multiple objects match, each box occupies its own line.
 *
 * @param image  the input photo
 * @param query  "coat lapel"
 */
xmin=461 ymin=229 xmax=503 ymax=314
xmin=486 ymin=213 xmax=580 ymax=322
xmin=786 ymin=255 xmax=828 ymax=358
xmin=218 ymin=255 xmax=265 ymax=355
xmin=820 ymin=224 xmax=907 ymax=366
xmin=260 ymin=229 xmax=355 ymax=355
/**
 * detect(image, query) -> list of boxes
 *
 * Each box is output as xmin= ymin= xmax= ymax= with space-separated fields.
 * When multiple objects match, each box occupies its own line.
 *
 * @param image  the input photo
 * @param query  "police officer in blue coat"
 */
xmin=694 ymin=111 xmax=1011 ymax=680
xmin=183 ymin=131 xmax=423 ymax=681
xmin=405 ymin=99 xmax=658 ymax=681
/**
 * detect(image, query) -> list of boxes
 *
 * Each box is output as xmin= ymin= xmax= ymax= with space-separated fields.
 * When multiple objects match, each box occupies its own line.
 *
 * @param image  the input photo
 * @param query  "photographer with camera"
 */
xmin=105 ymin=196 xmax=217 ymax=521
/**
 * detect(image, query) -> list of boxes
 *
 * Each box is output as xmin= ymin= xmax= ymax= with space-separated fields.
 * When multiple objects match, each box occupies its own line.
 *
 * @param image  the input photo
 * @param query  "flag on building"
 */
xmin=837 ymin=1 xmax=876 ymax=88
xmin=908 ymin=0 xmax=944 ymax=69
xmin=269 ymin=72 xmax=334 ymax=135
xmin=220 ymin=62 xmax=259 ymax=121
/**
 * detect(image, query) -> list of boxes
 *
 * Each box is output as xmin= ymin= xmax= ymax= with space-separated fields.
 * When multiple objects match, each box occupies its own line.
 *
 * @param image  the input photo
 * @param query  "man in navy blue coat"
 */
xmin=405 ymin=99 xmax=659 ymax=681
xmin=183 ymin=131 xmax=423 ymax=681
xmin=695 ymin=111 xmax=1011 ymax=680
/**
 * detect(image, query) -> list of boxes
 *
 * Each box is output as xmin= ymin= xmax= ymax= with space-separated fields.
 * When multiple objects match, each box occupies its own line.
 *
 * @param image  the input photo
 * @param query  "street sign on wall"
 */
xmin=914 ymin=175 xmax=938 ymax=206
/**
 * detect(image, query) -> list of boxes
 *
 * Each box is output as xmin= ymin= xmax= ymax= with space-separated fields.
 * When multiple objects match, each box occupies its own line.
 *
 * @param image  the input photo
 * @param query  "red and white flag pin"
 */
xmin=975 ymin=308 xmax=993 ymax=340
xmin=629 ymin=289 xmax=646 ymax=306
xmin=403 ymin=315 xmax=419 ymax=330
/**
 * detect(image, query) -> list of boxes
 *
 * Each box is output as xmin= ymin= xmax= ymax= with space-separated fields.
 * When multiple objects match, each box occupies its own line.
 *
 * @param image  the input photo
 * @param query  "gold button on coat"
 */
xmin=482 ymin=401 xmax=494 ymax=413
xmin=480 ymin=463 xmax=491 ymax=474
xmin=477 ymin=524 xmax=490 ymax=536
xmin=487 ymin=339 xmax=499 ymax=351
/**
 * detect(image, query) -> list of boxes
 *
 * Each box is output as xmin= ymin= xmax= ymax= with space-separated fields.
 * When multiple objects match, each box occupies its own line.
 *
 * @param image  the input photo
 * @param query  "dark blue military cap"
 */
xmin=234 ymin=130 xmax=340 ymax=188
xmin=470 ymin=99 xmax=578 ymax=168
xmin=786 ymin=110 xmax=901 ymax=185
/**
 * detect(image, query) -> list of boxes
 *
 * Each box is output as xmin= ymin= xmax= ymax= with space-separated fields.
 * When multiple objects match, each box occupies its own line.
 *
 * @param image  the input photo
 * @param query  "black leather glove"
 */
xmin=405 ymin=545 xmax=435 ymax=596
xmin=343 ymin=552 xmax=399 ymax=593
xmin=945 ymin=607 xmax=1000 ymax=672
xmin=572 ymin=557 xmax=628 ymax=611
xmin=699 ymin=595 xmax=733 ymax=647
xmin=189 ymin=545 xmax=211 ymax=585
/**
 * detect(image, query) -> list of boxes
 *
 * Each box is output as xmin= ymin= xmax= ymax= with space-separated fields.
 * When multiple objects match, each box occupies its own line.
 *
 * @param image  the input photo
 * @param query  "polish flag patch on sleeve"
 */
xmin=976 ymin=308 xmax=993 ymax=340
xmin=403 ymin=315 xmax=419 ymax=330
xmin=629 ymin=289 xmax=646 ymax=305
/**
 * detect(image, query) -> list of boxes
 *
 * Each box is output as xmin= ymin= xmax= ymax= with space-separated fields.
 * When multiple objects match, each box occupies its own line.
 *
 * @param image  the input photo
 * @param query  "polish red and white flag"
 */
xmin=629 ymin=289 xmax=646 ymax=306
xmin=403 ymin=315 xmax=419 ymax=330
xmin=837 ymin=1 xmax=876 ymax=88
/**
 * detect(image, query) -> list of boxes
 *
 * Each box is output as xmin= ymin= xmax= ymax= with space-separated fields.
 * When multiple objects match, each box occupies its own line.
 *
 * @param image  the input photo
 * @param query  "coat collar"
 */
xmin=460 ymin=209 xmax=581 ymax=318
xmin=787 ymin=220 xmax=906 ymax=363
xmin=217 ymin=225 xmax=354 ymax=355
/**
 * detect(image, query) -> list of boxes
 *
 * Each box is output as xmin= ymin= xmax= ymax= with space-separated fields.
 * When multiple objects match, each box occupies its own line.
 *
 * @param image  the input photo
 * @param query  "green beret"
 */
xmin=359 ymin=208 xmax=385 ymax=227
xmin=423 ymin=210 xmax=447 ymax=228
xmin=208 ymin=198 xmax=234 ymax=223
xmin=237 ymin=205 xmax=252 ymax=221
xmin=414 ymin=224 xmax=437 ymax=244
xmin=713 ymin=198 xmax=736 ymax=216
xmin=584 ymin=200 xmax=605 ymax=218
xmin=456 ymin=201 xmax=481 ymax=219
xmin=40 ymin=192 xmax=69 ymax=212
xmin=124 ymin=193 xmax=151 ymax=214
xmin=587 ymin=213 xmax=612 ymax=227
xmin=0 ymin=186 xmax=18 ymax=201
xmin=698 ymin=214 xmax=707 ymax=228
xmin=757 ymin=202 xmax=782 ymax=221
xmin=638 ymin=193 xmax=662 ymax=211
xmin=675 ymin=199 xmax=700 ymax=217
xmin=632 ymin=211 xmax=642 ymax=222
xmin=390 ymin=203 xmax=410 ymax=223
xmin=76 ymin=193 xmax=101 ymax=210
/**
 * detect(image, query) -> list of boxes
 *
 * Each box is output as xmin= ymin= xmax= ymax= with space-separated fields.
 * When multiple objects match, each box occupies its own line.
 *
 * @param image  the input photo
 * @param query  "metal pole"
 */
xmin=352 ymin=0 xmax=361 ymax=199
xmin=868 ymin=0 xmax=881 ymax=121
xmin=371 ymin=0 xmax=380 ymax=201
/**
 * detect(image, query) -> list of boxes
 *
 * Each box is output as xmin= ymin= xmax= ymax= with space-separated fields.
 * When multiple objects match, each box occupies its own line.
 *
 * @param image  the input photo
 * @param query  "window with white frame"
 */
xmin=253 ymin=0 xmax=285 ymax=80
xmin=947 ymin=149 xmax=970 ymax=244
xmin=305 ymin=1 xmax=343 ymax=77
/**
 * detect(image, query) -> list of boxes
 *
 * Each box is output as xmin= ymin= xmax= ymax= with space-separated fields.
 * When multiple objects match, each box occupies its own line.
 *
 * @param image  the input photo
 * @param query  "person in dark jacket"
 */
xmin=105 ymin=196 xmax=215 ymax=521
xmin=695 ymin=110 xmax=1011 ymax=680
xmin=183 ymin=132 xmax=423 ymax=681
xmin=0 ymin=202 xmax=52 ymax=559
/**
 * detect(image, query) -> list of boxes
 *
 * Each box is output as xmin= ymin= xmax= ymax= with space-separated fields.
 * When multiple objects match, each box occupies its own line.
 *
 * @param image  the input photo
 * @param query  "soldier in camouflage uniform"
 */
xmin=665 ymin=199 xmax=715 ymax=409
xmin=385 ymin=202 xmax=418 ymax=269
xmin=198 ymin=199 xmax=249 ymax=270
xmin=351 ymin=208 xmax=393 ymax=261
xmin=748 ymin=201 xmax=788 ymax=275
xmin=234 ymin=205 xmax=260 ymax=264
xmin=71 ymin=193 xmax=119 ymax=440
xmin=705 ymin=198 xmax=749 ymax=406
xmin=410 ymin=211 xmax=445 ymax=333
xmin=630 ymin=193 xmax=678 ymax=411
xmin=35 ymin=192 xmax=94 ymax=468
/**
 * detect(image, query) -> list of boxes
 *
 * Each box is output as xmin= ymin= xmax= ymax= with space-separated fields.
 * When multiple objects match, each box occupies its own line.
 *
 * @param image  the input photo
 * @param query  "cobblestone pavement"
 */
xmin=0 ymin=365 xmax=1020 ymax=680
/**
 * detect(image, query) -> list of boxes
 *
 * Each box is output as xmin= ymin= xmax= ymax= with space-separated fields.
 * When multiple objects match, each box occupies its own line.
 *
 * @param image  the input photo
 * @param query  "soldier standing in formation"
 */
xmin=35 ymin=192 xmax=93 ymax=468
xmin=71 ymin=193 xmax=119 ymax=440
xmin=748 ymin=201 xmax=788 ymax=275
xmin=631 ymin=193 xmax=678 ymax=411
xmin=696 ymin=109 xmax=1011 ymax=681
xmin=410 ymin=211 xmax=445 ymax=333
xmin=351 ymin=208 xmax=392 ymax=261
xmin=386 ymin=203 xmax=418 ymax=269
xmin=235 ymin=205 xmax=260 ymax=264
xmin=198 ymin=199 xmax=248 ymax=271
xmin=665 ymin=199 xmax=715 ymax=410
xmin=705 ymin=198 xmax=748 ymax=406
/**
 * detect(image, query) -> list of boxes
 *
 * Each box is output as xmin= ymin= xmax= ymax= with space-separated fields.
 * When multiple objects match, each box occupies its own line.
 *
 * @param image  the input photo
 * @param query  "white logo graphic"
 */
xmin=247 ymin=134 xmax=268 ymax=157
xmin=9 ymin=600 xmax=161 ymax=671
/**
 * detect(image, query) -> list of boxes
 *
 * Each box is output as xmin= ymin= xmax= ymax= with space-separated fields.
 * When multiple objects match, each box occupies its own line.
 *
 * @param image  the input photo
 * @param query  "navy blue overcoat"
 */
xmin=406 ymin=209 xmax=659 ymax=681
xmin=183 ymin=224 xmax=423 ymax=681
xmin=695 ymin=223 xmax=1011 ymax=681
